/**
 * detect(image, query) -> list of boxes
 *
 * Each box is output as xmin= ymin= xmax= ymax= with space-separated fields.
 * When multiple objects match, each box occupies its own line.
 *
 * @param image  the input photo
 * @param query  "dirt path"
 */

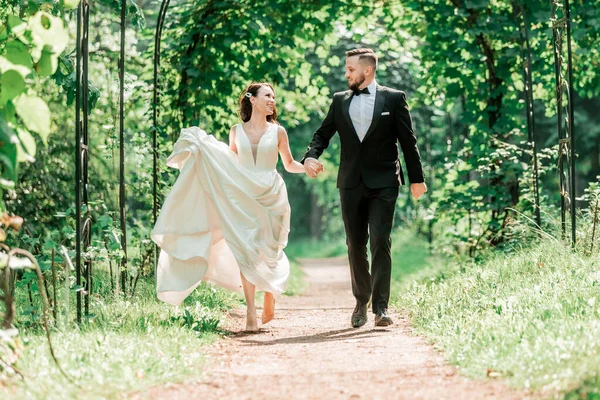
xmin=137 ymin=257 xmax=533 ymax=400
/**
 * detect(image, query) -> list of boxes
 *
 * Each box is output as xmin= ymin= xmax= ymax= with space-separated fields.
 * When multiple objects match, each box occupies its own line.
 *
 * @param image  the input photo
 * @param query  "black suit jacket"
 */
xmin=302 ymin=85 xmax=424 ymax=189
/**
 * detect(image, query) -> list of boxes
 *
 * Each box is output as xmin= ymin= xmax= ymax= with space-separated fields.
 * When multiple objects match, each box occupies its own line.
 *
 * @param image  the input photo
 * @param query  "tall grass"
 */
xmin=389 ymin=228 xmax=452 ymax=293
xmin=4 ymin=274 xmax=239 ymax=399
xmin=4 ymin=236 xmax=329 ymax=398
xmin=392 ymin=229 xmax=600 ymax=398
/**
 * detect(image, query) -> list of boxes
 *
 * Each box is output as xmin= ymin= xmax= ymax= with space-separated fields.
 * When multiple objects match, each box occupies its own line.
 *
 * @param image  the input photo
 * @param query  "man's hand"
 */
xmin=410 ymin=182 xmax=427 ymax=200
xmin=304 ymin=158 xmax=324 ymax=178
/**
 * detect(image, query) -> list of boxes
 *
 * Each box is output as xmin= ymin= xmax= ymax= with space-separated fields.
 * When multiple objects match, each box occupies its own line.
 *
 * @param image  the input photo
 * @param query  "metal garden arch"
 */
xmin=70 ymin=0 xmax=578 ymax=322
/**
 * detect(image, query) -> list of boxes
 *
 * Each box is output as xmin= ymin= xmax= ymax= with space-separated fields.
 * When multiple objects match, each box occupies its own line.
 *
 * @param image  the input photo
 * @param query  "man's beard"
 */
xmin=348 ymin=74 xmax=366 ymax=91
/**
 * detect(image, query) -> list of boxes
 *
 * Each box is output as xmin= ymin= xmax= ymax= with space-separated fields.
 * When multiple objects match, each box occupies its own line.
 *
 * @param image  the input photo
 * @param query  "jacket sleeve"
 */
xmin=301 ymin=95 xmax=337 ymax=163
xmin=394 ymin=91 xmax=424 ymax=183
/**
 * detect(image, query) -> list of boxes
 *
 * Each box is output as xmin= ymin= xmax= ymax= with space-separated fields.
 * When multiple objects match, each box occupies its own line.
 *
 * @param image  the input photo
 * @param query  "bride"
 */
xmin=151 ymin=82 xmax=313 ymax=331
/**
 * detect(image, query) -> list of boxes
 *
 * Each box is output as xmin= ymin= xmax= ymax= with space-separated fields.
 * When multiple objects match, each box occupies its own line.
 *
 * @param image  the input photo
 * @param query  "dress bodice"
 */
xmin=235 ymin=123 xmax=279 ymax=171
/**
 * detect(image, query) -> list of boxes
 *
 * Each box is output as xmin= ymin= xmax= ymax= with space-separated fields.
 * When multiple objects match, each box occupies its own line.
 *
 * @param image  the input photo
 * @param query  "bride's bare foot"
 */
xmin=262 ymin=292 xmax=275 ymax=324
xmin=246 ymin=307 xmax=258 ymax=331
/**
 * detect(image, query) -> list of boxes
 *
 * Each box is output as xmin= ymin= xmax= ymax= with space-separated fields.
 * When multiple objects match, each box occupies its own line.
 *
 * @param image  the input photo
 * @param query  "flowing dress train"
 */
xmin=151 ymin=124 xmax=290 ymax=305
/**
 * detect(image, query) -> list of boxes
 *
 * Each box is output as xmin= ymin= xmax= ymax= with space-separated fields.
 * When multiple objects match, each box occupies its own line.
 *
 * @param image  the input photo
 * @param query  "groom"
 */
xmin=302 ymin=48 xmax=427 ymax=328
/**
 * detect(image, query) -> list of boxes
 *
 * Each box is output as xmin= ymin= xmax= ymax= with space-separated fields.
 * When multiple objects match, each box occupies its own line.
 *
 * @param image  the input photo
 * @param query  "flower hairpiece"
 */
xmin=245 ymin=92 xmax=252 ymax=98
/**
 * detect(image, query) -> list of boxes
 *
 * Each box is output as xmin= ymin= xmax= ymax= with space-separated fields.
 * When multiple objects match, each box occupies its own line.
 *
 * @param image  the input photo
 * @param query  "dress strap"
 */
xmin=269 ymin=123 xmax=278 ymax=136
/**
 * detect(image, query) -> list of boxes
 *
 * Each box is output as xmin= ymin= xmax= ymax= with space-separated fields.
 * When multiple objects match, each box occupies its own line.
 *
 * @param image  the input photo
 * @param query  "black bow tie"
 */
xmin=353 ymin=87 xmax=370 ymax=96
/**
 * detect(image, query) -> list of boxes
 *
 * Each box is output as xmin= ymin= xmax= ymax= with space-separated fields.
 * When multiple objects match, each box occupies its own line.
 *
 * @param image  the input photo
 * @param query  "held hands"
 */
xmin=304 ymin=158 xmax=324 ymax=178
xmin=410 ymin=182 xmax=427 ymax=200
xmin=304 ymin=159 xmax=426 ymax=198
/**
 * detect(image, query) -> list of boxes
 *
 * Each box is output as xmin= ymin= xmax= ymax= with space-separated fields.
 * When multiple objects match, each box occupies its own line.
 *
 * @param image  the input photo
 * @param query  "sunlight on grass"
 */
xmin=11 ymin=327 xmax=214 ymax=399
xmin=5 ymin=278 xmax=238 ymax=399
xmin=389 ymin=228 xmax=452 ymax=294
xmin=285 ymin=237 xmax=347 ymax=260
xmin=284 ymin=260 xmax=306 ymax=296
xmin=4 ymin=239 xmax=324 ymax=399
xmin=393 ymin=235 xmax=600 ymax=397
xmin=283 ymin=237 xmax=346 ymax=296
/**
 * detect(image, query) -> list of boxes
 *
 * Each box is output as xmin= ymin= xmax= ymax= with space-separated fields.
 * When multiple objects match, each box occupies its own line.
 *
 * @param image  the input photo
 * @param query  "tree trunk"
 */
xmin=310 ymin=192 xmax=322 ymax=239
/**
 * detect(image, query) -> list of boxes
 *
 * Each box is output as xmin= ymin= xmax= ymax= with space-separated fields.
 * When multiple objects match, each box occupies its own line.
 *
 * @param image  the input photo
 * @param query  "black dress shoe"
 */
xmin=374 ymin=309 xmax=393 ymax=326
xmin=351 ymin=303 xmax=368 ymax=328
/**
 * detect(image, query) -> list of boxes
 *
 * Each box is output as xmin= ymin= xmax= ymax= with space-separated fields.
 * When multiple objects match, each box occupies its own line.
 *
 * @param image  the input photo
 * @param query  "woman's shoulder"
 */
xmin=275 ymin=124 xmax=287 ymax=135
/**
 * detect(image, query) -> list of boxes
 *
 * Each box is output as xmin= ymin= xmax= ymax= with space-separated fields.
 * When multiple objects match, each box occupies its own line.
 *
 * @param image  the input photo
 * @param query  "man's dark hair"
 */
xmin=345 ymin=48 xmax=378 ymax=70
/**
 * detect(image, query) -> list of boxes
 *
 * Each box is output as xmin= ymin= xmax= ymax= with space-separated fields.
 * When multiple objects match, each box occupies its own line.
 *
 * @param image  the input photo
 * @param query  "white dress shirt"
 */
xmin=304 ymin=80 xmax=378 ymax=166
xmin=349 ymin=80 xmax=377 ymax=142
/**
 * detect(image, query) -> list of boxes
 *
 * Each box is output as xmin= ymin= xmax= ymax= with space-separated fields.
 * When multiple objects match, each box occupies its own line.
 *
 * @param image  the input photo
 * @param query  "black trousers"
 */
xmin=339 ymin=181 xmax=398 ymax=313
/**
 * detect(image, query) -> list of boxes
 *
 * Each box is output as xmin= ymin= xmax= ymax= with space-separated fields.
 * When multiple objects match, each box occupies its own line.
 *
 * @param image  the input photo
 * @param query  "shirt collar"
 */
xmin=367 ymin=80 xmax=378 ymax=95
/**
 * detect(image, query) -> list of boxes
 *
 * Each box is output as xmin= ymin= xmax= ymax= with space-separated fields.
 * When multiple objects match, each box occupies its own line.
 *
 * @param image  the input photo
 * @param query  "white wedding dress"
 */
xmin=151 ymin=124 xmax=290 ymax=305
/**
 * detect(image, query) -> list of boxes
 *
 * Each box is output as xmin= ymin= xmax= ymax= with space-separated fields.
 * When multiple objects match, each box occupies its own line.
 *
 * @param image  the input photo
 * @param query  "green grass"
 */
xmin=4 ymin=276 xmax=240 ymax=399
xmin=283 ymin=237 xmax=347 ymax=296
xmin=391 ymin=230 xmax=600 ymax=398
xmin=3 ymin=239 xmax=325 ymax=398
xmin=285 ymin=237 xmax=347 ymax=260
xmin=13 ymin=230 xmax=600 ymax=398
xmin=389 ymin=228 xmax=451 ymax=294
xmin=283 ymin=260 xmax=306 ymax=296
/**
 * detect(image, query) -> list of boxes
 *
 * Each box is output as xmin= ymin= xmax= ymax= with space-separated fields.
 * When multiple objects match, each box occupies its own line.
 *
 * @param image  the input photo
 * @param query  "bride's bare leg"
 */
xmin=262 ymin=292 xmax=275 ymax=324
xmin=240 ymin=273 xmax=258 ymax=331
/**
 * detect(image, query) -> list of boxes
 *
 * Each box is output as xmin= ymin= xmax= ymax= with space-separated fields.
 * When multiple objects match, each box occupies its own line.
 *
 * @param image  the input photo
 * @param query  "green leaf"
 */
xmin=328 ymin=55 xmax=341 ymax=67
xmin=185 ymin=68 xmax=201 ymax=78
xmin=4 ymin=100 xmax=16 ymax=123
xmin=63 ymin=0 xmax=79 ymax=10
xmin=16 ymin=127 xmax=36 ymax=161
xmin=0 ymin=178 xmax=15 ymax=190
xmin=465 ymin=0 xmax=488 ymax=10
xmin=0 ymin=24 xmax=8 ymax=41
xmin=295 ymin=62 xmax=313 ymax=88
xmin=446 ymin=82 xmax=463 ymax=98
xmin=0 ymin=70 xmax=26 ymax=104
xmin=445 ymin=68 xmax=463 ymax=79
xmin=35 ymin=49 xmax=57 ymax=77
xmin=6 ymin=40 xmax=33 ymax=67
xmin=7 ymin=16 xmax=26 ymax=31
xmin=29 ymin=12 xmax=69 ymax=62
xmin=71 ymin=284 xmax=85 ymax=292
xmin=0 ymin=40 xmax=33 ymax=77
xmin=0 ymin=117 xmax=18 ymax=181
xmin=97 ymin=215 xmax=113 ymax=228
xmin=13 ymin=94 xmax=52 ymax=140
xmin=315 ymin=46 xmax=328 ymax=59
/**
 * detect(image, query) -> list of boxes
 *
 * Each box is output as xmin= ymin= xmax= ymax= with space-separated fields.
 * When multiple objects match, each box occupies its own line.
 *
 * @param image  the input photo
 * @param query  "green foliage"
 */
xmin=283 ymin=238 xmax=347 ymax=295
xmin=0 ymin=3 xmax=68 ymax=212
xmin=6 ymin=0 xmax=600 ymax=266
xmin=389 ymin=228 xmax=449 ymax=288
xmin=156 ymin=0 xmax=351 ymax=141
xmin=394 ymin=232 xmax=600 ymax=396
xmin=3 ymin=0 xmax=600 ymax=393
xmin=0 ymin=326 xmax=22 ymax=382
xmin=285 ymin=238 xmax=347 ymax=261
xmin=374 ymin=0 xmax=600 ymax=254
xmin=576 ymin=177 xmax=600 ymax=254
xmin=8 ymin=270 xmax=237 ymax=399
xmin=170 ymin=308 xmax=220 ymax=334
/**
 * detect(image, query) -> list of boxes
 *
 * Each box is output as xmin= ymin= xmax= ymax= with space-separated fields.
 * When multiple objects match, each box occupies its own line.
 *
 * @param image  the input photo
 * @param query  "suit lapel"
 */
xmin=362 ymin=86 xmax=386 ymax=143
xmin=341 ymin=91 xmax=359 ymax=139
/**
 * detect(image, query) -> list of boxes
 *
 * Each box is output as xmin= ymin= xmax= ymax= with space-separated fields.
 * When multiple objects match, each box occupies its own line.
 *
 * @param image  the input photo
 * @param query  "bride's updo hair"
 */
xmin=239 ymin=82 xmax=278 ymax=123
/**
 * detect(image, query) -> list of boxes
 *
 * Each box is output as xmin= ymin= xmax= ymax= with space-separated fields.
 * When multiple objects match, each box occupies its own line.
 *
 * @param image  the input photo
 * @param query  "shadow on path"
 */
xmin=237 ymin=327 xmax=392 ymax=346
